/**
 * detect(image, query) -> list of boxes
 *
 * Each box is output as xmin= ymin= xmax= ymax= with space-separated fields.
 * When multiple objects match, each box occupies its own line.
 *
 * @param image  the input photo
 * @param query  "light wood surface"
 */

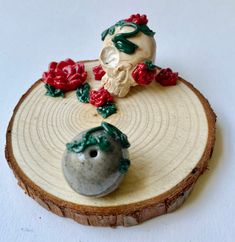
xmin=5 ymin=60 xmax=216 ymax=226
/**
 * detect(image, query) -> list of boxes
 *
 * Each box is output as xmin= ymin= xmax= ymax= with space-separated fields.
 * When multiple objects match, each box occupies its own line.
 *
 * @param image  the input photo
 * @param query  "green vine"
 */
xmin=112 ymin=22 xmax=139 ymax=54
xmin=101 ymin=25 xmax=116 ymax=40
xmin=67 ymin=122 xmax=130 ymax=154
xmin=66 ymin=132 xmax=111 ymax=153
xmin=101 ymin=122 xmax=130 ymax=149
xmin=101 ymin=19 xmax=155 ymax=54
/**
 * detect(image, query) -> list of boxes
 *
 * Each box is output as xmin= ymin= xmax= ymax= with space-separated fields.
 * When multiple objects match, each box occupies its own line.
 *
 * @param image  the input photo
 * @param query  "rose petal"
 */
xmin=49 ymin=62 xmax=57 ymax=71
xmin=68 ymin=73 xmax=79 ymax=82
xmin=57 ymin=61 xmax=68 ymax=70
xmin=65 ymin=58 xmax=75 ymax=65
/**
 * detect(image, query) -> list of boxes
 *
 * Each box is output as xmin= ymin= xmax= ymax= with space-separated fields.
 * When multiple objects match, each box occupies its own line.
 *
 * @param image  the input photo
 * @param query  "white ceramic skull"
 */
xmin=99 ymin=21 xmax=156 ymax=97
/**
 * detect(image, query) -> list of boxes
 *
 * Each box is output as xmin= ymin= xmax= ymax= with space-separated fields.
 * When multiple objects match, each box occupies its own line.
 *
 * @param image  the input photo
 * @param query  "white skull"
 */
xmin=99 ymin=25 xmax=156 ymax=97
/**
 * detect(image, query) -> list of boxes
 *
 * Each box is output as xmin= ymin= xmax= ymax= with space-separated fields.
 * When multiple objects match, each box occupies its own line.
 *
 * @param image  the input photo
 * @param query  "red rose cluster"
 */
xmin=92 ymin=65 xmax=106 ymax=80
xmin=155 ymin=68 xmax=178 ymax=86
xmin=125 ymin=14 xmax=148 ymax=25
xmin=132 ymin=62 xmax=157 ymax=85
xmin=42 ymin=59 xmax=87 ymax=91
xmin=89 ymin=87 xmax=113 ymax=107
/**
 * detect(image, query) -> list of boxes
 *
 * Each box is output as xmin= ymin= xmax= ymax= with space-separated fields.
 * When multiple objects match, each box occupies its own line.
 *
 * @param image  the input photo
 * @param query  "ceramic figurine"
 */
xmin=100 ymin=14 xmax=156 ymax=97
xmin=62 ymin=122 xmax=131 ymax=197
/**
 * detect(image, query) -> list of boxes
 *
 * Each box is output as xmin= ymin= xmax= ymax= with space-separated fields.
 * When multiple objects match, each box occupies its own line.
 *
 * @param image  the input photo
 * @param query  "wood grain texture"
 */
xmin=5 ymin=60 xmax=216 ymax=227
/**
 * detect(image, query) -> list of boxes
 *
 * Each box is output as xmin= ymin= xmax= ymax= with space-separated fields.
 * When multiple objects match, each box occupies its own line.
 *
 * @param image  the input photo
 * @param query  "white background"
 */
xmin=0 ymin=0 xmax=235 ymax=241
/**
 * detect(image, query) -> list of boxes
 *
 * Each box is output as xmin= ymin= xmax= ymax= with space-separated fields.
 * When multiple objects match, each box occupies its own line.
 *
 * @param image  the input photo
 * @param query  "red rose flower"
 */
xmin=89 ymin=87 xmax=114 ymax=107
xmin=42 ymin=59 xmax=87 ymax=91
xmin=125 ymin=14 xmax=148 ymax=25
xmin=132 ymin=61 xmax=157 ymax=85
xmin=155 ymin=68 xmax=178 ymax=86
xmin=92 ymin=64 xmax=106 ymax=80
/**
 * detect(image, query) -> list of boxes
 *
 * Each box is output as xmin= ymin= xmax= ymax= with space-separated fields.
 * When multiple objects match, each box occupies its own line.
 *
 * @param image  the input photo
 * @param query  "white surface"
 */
xmin=0 ymin=0 xmax=234 ymax=241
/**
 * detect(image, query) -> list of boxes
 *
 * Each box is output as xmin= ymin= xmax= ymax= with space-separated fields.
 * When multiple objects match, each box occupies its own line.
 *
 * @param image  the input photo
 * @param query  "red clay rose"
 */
xmin=89 ymin=87 xmax=114 ymax=107
xmin=125 ymin=14 xmax=148 ymax=25
xmin=92 ymin=64 xmax=106 ymax=80
xmin=155 ymin=68 xmax=178 ymax=86
xmin=42 ymin=59 xmax=87 ymax=91
xmin=132 ymin=61 xmax=157 ymax=85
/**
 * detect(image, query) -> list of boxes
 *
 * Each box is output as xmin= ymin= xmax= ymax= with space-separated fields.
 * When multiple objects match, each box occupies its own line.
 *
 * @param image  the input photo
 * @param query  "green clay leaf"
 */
xmin=76 ymin=83 xmax=90 ymax=103
xmin=119 ymin=158 xmax=131 ymax=174
xmin=119 ymin=133 xmax=130 ymax=149
xmin=97 ymin=102 xmax=117 ymax=118
xmin=66 ymin=141 xmax=84 ymax=153
xmin=85 ymin=135 xmax=97 ymax=146
xmin=101 ymin=122 xmax=130 ymax=149
xmin=108 ymin=25 xmax=115 ymax=35
xmin=96 ymin=136 xmax=112 ymax=152
xmin=139 ymin=24 xmax=155 ymax=37
xmin=112 ymin=36 xmax=138 ymax=54
xmin=44 ymin=84 xmax=64 ymax=98
xmin=102 ymin=25 xmax=116 ymax=41
xmin=101 ymin=28 xmax=109 ymax=41
xmin=115 ymin=20 xmax=126 ymax=27
xmin=144 ymin=60 xmax=157 ymax=70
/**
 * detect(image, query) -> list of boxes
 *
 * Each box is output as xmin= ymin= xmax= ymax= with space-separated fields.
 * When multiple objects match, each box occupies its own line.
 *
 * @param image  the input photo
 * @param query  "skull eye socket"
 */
xmin=100 ymin=46 xmax=119 ymax=68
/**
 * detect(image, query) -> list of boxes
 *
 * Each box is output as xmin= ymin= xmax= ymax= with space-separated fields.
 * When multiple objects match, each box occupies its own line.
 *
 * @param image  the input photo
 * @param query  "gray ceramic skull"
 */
xmin=62 ymin=122 xmax=131 ymax=197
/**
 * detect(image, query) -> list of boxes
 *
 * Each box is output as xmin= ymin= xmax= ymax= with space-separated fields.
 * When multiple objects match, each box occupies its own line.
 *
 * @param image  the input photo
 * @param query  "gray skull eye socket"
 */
xmin=89 ymin=149 xmax=98 ymax=158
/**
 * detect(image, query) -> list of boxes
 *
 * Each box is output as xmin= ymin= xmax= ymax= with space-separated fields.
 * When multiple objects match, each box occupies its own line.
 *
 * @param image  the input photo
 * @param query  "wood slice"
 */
xmin=5 ymin=60 xmax=216 ymax=227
